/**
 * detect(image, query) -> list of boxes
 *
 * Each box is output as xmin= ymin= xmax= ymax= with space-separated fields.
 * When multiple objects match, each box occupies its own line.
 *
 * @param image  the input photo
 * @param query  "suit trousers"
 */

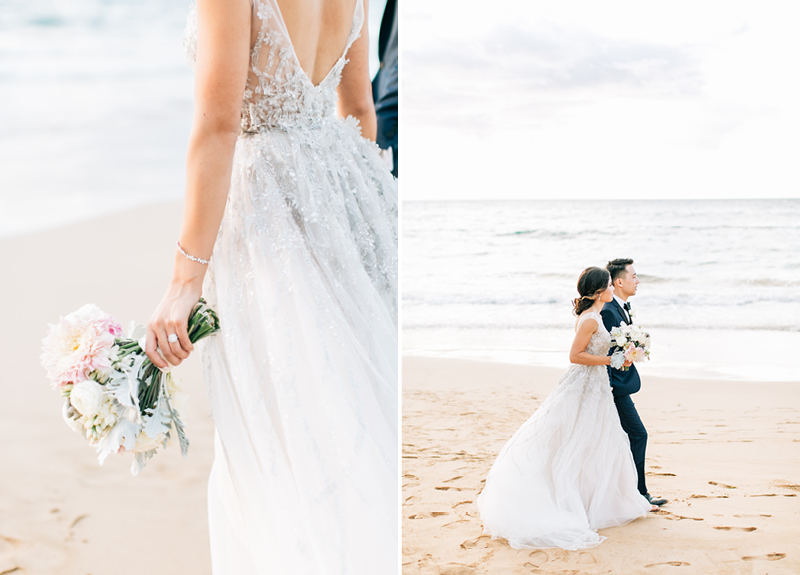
xmin=613 ymin=394 xmax=648 ymax=496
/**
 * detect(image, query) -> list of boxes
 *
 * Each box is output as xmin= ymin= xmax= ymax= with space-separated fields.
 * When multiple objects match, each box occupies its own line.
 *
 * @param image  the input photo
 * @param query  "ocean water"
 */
xmin=0 ymin=0 xmax=194 ymax=237
xmin=402 ymin=199 xmax=800 ymax=381
xmin=0 ymin=0 xmax=387 ymax=239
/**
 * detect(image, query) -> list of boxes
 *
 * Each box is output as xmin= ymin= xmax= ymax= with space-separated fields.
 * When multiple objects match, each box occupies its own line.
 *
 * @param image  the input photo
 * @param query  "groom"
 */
xmin=601 ymin=258 xmax=667 ymax=507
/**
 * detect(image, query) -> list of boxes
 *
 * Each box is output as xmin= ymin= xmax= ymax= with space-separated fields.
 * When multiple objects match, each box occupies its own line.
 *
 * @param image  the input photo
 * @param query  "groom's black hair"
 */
xmin=607 ymin=258 xmax=634 ymax=283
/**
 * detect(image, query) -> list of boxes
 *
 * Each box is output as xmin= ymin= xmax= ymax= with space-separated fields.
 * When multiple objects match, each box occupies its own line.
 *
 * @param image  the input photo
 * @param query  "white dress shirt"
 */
xmin=613 ymin=294 xmax=630 ymax=322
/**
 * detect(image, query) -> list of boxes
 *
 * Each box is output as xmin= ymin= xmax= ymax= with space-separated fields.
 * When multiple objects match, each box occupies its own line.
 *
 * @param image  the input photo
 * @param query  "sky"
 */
xmin=401 ymin=0 xmax=800 ymax=200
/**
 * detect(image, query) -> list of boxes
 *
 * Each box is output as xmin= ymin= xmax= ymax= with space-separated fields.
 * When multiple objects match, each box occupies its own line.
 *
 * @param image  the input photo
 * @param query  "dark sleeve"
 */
xmin=600 ymin=307 xmax=617 ymax=333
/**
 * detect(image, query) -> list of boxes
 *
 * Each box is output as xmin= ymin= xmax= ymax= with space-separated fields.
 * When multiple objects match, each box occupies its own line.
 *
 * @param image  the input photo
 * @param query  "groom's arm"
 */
xmin=600 ymin=307 xmax=619 ymax=337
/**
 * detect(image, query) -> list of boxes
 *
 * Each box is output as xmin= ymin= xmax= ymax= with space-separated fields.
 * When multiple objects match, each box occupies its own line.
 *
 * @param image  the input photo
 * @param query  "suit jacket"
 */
xmin=372 ymin=0 xmax=398 ymax=177
xmin=600 ymin=299 xmax=641 ymax=397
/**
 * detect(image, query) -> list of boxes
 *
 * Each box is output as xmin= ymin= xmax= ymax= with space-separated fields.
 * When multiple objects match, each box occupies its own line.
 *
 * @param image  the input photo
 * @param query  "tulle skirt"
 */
xmin=477 ymin=363 xmax=650 ymax=550
xmin=201 ymin=118 xmax=398 ymax=574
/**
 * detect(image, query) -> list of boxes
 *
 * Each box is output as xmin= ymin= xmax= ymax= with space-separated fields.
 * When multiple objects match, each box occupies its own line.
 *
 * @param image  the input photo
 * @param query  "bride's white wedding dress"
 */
xmin=184 ymin=1 xmax=398 ymax=573
xmin=477 ymin=312 xmax=650 ymax=550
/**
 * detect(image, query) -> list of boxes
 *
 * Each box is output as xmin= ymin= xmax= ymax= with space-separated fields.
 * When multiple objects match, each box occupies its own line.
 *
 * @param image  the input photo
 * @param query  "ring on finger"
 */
xmin=167 ymin=333 xmax=179 ymax=343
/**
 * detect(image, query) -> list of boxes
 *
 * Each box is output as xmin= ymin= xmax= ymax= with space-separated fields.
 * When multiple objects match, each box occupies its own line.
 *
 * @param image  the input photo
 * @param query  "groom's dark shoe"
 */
xmin=645 ymin=493 xmax=668 ymax=506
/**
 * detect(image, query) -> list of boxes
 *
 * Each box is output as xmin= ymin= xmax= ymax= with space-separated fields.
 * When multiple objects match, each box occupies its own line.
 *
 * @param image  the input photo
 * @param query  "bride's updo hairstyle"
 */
xmin=572 ymin=266 xmax=611 ymax=316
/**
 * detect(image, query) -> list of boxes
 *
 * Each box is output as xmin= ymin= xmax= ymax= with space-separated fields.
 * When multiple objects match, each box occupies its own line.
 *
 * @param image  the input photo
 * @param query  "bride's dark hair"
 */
xmin=572 ymin=266 xmax=611 ymax=316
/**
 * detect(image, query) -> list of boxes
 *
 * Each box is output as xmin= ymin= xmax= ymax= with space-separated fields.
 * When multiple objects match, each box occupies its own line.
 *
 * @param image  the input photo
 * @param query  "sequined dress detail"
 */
xmin=477 ymin=312 xmax=650 ymax=550
xmin=184 ymin=0 xmax=398 ymax=572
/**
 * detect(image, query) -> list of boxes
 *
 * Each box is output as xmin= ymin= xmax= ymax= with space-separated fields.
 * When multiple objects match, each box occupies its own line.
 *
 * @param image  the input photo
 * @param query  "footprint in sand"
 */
xmin=645 ymin=561 xmax=690 ymax=567
xmin=526 ymin=550 xmax=549 ymax=567
xmin=435 ymin=486 xmax=464 ymax=491
xmin=742 ymin=553 xmax=786 ymax=561
xmin=452 ymin=501 xmax=472 ymax=509
xmin=662 ymin=512 xmax=703 ymax=521
xmin=708 ymin=481 xmax=736 ymax=489
xmin=461 ymin=535 xmax=490 ymax=549
xmin=442 ymin=476 xmax=464 ymax=483
xmin=442 ymin=519 xmax=469 ymax=529
xmin=713 ymin=526 xmax=757 ymax=532
xmin=404 ymin=496 xmax=420 ymax=505
xmin=408 ymin=511 xmax=449 ymax=519
xmin=733 ymin=514 xmax=771 ymax=518
xmin=0 ymin=535 xmax=21 ymax=573
xmin=748 ymin=493 xmax=797 ymax=498
xmin=690 ymin=494 xmax=728 ymax=499
xmin=647 ymin=472 xmax=677 ymax=477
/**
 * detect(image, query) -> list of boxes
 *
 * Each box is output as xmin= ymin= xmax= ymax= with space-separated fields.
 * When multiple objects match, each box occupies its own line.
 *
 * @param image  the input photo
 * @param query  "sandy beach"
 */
xmin=402 ymin=356 xmax=800 ymax=575
xmin=0 ymin=201 xmax=215 ymax=575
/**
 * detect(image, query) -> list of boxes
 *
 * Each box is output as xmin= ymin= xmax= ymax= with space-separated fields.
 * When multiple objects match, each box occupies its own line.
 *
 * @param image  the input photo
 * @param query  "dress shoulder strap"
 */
xmin=576 ymin=311 xmax=602 ymax=330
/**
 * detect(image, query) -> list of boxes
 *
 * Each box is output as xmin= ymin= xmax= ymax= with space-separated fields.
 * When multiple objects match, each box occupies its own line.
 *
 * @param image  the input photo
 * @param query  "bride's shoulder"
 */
xmin=575 ymin=311 xmax=601 ymax=331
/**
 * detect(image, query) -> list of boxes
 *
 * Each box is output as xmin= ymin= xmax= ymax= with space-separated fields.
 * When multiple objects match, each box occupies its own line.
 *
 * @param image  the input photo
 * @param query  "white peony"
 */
xmin=70 ymin=379 xmax=105 ymax=417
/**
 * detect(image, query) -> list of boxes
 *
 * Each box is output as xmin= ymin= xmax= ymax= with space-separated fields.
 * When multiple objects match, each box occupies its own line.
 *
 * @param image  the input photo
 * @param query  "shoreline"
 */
xmin=402 ymin=355 xmax=800 ymax=575
xmin=402 ymin=326 xmax=800 ymax=383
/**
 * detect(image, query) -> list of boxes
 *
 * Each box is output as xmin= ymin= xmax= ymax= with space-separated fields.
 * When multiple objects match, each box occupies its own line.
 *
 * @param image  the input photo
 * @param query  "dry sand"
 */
xmin=0 ymin=202 xmax=215 ymax=575
xmin=402 ymin=356 xmax=800 ymax=575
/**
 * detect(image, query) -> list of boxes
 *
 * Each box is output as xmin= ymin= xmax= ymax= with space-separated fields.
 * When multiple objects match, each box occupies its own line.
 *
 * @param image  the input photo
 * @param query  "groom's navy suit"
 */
xmin=601 ymin=299 xmax=648 ymax=497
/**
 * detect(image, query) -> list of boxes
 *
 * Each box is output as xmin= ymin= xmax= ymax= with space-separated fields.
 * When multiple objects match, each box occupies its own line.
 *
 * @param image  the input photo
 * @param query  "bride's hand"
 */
xmin=623 ymin=359 xmax=632 ymax=368
xmin=145 ymin=280 xmax=201 ymax=369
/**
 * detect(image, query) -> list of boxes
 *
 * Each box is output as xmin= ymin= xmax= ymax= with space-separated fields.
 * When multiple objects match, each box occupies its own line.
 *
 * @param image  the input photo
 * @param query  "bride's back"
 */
xmin=272 ymin=0 xmax=359 ymax=85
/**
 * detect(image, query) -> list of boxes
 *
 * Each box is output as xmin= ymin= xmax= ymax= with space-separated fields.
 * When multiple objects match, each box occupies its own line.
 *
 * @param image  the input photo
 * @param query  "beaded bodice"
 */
xmin=576 ymin=311 xmax=612 ymax=356
xmin=184 ymin=0 xmax=364 ymax=132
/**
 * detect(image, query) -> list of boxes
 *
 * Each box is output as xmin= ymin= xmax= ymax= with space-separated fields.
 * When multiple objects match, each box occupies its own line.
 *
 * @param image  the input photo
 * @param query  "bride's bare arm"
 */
xmin=145 ymin=0 xmax=251 ymax=369
xmin=569 ymin=318 xmax=612 ymax=366
xmin=337 ymin=1 xmax=376 ymax=141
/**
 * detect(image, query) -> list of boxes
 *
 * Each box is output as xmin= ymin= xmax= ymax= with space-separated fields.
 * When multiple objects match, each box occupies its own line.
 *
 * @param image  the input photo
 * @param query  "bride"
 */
xmin=477 ymin=267 xmax=652 ymax=550
xmin=143 ymin=0 xmax=397 ymax=573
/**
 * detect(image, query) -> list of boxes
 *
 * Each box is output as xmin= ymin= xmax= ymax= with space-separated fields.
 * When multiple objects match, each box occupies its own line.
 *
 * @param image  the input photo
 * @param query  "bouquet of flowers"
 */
xmin=609 ymin=324 xmax=651 ymax=371
xmin=41 ymin=299 xmax=220 ymax=474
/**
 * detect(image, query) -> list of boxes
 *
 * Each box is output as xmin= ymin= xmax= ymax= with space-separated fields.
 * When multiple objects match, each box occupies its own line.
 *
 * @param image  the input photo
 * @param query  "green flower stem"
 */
xmin=132 ymin=299 xmax=220 ymax=412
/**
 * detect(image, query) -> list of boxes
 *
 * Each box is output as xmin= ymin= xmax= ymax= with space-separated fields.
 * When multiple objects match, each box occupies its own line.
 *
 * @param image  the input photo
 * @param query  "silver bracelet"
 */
xmin=176 ymin=241 xmax=210 ymax=265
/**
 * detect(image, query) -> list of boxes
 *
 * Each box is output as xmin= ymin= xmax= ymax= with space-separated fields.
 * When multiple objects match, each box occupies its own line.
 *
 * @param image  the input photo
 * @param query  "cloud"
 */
xmin=403 ymin=21 xmax=706 ymax=134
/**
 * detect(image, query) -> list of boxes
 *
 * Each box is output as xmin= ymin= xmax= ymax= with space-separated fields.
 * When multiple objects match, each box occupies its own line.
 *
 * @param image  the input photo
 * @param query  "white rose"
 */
xmin=133 ymin=431 xmax=166 ymax=453
xmin=70 ymin=379 xmax=105 ymax=417
xmin=616 ymin=336 xmax=628 ymax=346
